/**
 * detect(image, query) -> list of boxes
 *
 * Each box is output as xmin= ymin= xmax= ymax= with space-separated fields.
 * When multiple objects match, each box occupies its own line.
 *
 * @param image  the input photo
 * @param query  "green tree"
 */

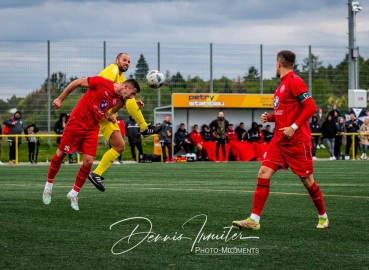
xmin=243 ymin=66 xmax=260 ymax=81
xmin=302 ymin=54 xmax=323 ymax=73
xmin=134 ymin=54 xmax=149 ymax=81
xmin=170 ymin=72 xmax=187 ymax=91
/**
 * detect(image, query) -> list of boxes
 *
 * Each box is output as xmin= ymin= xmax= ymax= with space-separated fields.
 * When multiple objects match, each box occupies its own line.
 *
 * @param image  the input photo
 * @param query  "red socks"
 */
xmin=307 ymin=182 xmax=326 ymax=215
xmin=73 ymin=164 xmax=91 ymax=192
xmin=46 ymin=154 xmax=64 ymax=183
xmin=251 ymin=177 xmax=270 ymax=216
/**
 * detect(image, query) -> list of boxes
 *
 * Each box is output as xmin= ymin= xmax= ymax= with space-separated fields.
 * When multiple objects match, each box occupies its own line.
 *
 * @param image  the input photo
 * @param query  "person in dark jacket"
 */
xmin=125 ymin=116 xmax=143 ymax=161
xmin=209 ymin=111 xmax=229 ymax=161
xmin=3 ymin=111 xmax=23 ymax=164
xmin=235 ymin=122 xmax=247 ymax=141
xmin=321 ymin=114 xmax=337 ymax=160
xmin=345 ymin=113 xmax=360 ymax=159
xmin=201 ymin=125 xmax=212 ymax=142
xmin=262 ymin=125 xmax=274 ymax=143
xmin=54 ymin=113 xmax=75 ymax=163
xmin=174 ymin=123 xmax=193 ymax=154
xmin=159 ymin=116 xmax=173 ymax=162
xmin=309 ymin=115 xmax=320 ymax=159
xmin=328 ymin=104 xmax=341 ymax=123
xmin=247 ymin=122 xmax=260 ymax=143
xmin=24 ymin=124 xmax=39 ymax=164
xmin=334 ymin=117 xmax=346 ymax=160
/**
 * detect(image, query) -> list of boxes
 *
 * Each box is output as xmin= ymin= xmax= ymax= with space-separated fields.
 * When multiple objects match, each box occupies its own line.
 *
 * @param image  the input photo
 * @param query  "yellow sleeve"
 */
xmin=99 ymin=64 xmax=126 ymax=83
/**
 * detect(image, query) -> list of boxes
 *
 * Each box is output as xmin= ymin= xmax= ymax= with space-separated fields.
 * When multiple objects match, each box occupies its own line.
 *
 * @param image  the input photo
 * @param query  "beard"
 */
xmin=119 ymin=65 xmax=128 ymax=73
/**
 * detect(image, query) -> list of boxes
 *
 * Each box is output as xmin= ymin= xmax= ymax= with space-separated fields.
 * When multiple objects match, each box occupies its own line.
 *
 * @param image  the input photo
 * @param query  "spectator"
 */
xmin=125 ymin=116 xmax=142 ymax=162
xmin=247 ymin=122 xmax=260 ymax=143
xmin=201 ymin=125 xmax=212 ymax=142
xmin=24 ymin=124 xmax=39 ymax=164
xmin=226 ymin=124 xmax=238 ymax=142
xmin=309 ymin=115 xmax=320 ymax=160
xmin=334 ymin=117 xmax=346 ymax=160
xmin=262 ymin=125 xmax=274 ymax=143
xmin=258 ymin=124 xmax=265 ymax=143
xmin=189 ymin=124 xmax=204 ymax=160
xmin=54 ymin=113 xmax=75 ymax=164
xmin=174 ymin=123 xmax=193 ymax=154
xmin=210 ymin=111 xmax=229 ymax=162
xmin=321 ymin=114 xmax=337 ymax=160
xmin=345 ymin=113 xmax=360 ymax=160
xmin=235 ymin=122 xmax=247 ymax=141
xmin=3 ymin=111 xmax=23 ymax=164
xmin=159 ymin=116 xmax=173 ymax=163
xmin=316 ymin=108 xmax=325 ymax=149
xmin=0 ymin=123 xmax=3 ymax=165
xmin=359 ymin=118 xmax=369 ymax=160
xmin=328 ymin=104 xmax=341 ymax=123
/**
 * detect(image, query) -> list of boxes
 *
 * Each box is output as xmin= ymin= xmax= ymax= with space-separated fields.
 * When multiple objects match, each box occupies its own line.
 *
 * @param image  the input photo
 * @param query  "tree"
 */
xmin=134 ymin=54 xmax=149 ymax=81
xmin=243 ymin=66 xmax=260 ymax=81
xmin=302 ymin=54 xmax=323 ymax=73
xmin=170 ymin=72 xmax=187 ymax=91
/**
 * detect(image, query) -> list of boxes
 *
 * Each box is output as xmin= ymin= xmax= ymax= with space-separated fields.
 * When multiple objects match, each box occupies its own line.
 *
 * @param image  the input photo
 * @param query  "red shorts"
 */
xmin=262 ymin=141 xmax=313 ymax=177
xmin=58 ymin=124 xmax=99 ymax=157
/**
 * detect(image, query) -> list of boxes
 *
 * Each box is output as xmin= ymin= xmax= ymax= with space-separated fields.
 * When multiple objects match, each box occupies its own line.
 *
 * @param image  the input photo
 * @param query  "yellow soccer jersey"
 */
xmin=99 ymin=64 xmax=126 ymax=83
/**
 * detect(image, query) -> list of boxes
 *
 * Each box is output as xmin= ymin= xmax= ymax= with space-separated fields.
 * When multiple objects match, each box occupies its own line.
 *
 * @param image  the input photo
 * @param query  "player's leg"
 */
xmin=67 ymin=153 xmax=94 ymax=211
xmin=136 ymin=142 xmax=143 ymax=157
xmin=232 ymin=143 xmax=283 ymax=230
xmin=215 ymin=140 xmax=220 ymax=161
xmin=90 ymin=120 xmax=123 ymax=184
xmin=125 ymin=98 xmax=148 ymax=131
xmin=288 ymin=141 xmax=328 ymax=228
xmin=221 ymin=139 xmax=226 ymax=159
xmin=300 ymin=174 xmax=328 ymax=228
xmin=43 ymin=149 xmax=67 ymax=205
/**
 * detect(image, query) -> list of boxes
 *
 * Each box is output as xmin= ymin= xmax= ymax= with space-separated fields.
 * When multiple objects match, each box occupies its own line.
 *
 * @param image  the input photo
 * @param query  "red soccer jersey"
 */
xmin=269 ymin=71 xmax=315 ymax=145
xmin=68 ymin=76 xmax=120 ymax=129
xmin=190 ymin=131 xmax=203 ymax=145
xmin=226 ymin=130 xmax=238 ymax=141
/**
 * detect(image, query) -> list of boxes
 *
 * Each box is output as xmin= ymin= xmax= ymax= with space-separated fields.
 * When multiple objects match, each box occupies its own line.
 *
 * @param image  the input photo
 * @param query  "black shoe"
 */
xmin=141 ymin=124 xmax=162 ymax=137
xmin=88 ymin=172 xmax=105 ymax=192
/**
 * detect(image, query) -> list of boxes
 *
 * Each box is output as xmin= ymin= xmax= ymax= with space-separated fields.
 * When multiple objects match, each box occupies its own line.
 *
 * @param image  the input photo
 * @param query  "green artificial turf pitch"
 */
xmin=1 ymin=162 xmax=368 ymax=270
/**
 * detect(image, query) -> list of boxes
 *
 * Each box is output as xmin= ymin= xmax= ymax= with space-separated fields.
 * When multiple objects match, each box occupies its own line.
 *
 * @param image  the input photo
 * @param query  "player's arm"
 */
xmin=292 ymin=92 xmax=316 ymax=130
xmin=261 ymin=112 xmax=275 ymax=123
xmin=53 ymin=78 xmax=89 ymax=109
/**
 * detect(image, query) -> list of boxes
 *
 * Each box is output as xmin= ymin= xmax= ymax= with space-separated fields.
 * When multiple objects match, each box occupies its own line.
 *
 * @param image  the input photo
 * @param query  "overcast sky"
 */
xmin=0 ymin=0 xmax=368 ymax=46
xmin=0 ymin=0 xmax=368 ymax=101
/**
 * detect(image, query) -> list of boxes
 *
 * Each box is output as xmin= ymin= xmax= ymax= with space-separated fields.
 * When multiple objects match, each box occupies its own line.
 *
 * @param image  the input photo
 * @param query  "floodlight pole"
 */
xmin=348 ymin=0 xmax=362 ymax=89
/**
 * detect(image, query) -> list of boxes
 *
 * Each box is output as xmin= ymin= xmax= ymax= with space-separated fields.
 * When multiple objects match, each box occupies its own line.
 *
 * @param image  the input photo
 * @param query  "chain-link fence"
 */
xmin=0 ymin=41 xmax=368 ymax=131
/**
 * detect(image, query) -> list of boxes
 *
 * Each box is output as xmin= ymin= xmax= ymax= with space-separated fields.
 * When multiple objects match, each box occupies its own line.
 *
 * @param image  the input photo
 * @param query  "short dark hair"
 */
xmin=116 ymin=52 xmax=129 ymax=59
xmin=193 ymin=124 xmax=198 ymax=127
xmin=277 ymin=50 xmax=295 ymax=69
xmin=125 ymin=78 xmax=140 ymax=93
xmin=180 ymin=123 xmax=185 ymax=126
xmin=240 ymin=122 xmax=244 ymax=125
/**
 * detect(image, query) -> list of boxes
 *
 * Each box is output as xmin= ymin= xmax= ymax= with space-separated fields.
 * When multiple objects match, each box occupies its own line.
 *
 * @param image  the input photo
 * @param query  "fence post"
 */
xmin=47 ymin=40 xmax=51 ymax=146
xmin=103 ymin=41 xmax=106 ymax=69
xmin=158 ymin=42 xmax=161 ymax=107
xmin=210 ymin=43 xmax=213 ymax=93
xmin=308 ymin=45 xmax=312 ymax=94
xmin=260 ymin=44 xmax=263 ymax=94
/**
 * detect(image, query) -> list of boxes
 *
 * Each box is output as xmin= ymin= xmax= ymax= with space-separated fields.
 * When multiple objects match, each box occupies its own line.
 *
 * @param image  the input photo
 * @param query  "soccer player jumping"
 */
xmin=232 ymin=50 xmax=328 ymax=230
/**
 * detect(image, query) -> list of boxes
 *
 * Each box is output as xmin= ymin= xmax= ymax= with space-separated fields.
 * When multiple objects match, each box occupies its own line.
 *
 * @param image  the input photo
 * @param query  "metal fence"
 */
xmin=0 ymin=41 xmax=368 ymax=131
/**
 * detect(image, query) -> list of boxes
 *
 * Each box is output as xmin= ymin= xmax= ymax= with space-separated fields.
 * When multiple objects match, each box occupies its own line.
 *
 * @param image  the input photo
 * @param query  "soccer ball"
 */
xmin=146 ymin=70 xmax=165 ymax=89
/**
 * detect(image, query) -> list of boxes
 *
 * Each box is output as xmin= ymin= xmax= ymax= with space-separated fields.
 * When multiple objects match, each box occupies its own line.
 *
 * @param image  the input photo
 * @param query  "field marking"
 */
xmin=3 ymin=183 xmax=368 ymax=199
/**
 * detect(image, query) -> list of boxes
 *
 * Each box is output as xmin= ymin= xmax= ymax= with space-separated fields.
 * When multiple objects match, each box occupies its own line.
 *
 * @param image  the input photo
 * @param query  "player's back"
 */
xmin=99 ymin=64 xmax=126 ymax=83
xmin=272 ymin=72 xmax=313 ymax=145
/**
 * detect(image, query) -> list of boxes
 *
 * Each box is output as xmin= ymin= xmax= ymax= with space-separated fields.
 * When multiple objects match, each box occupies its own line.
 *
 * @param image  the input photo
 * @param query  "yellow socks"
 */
xmin=125 ymin=98 xmax=148 ymax=131
xmin=94 ymin=148 xmax=121 ymax=176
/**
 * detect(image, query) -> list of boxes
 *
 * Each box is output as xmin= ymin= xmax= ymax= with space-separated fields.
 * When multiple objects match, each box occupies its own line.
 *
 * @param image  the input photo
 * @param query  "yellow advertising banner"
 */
xmin=172 ymin=93 xmax=274 ymax=108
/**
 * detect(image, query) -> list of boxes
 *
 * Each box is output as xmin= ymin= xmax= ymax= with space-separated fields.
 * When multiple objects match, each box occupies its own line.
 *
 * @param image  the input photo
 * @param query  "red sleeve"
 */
xmin=295 ymin=97 xmax=316 ymax=128
xmin=118 ymin=120 xmax=125 ymax=136
xmin=267 ymin=114 xmax=275 ymax=122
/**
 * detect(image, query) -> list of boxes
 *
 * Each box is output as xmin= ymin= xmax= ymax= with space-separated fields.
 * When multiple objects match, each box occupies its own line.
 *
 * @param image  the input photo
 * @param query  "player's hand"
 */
xmin=279 ymin=127 xmax=295 ymax=139
xmin=107 ymin=115 xmax=117 ymax=124
xmin=52 ymin=98 xmax=62 ymax=109
xmin=136 ymin=100 xmax=144 ymax=107
xmin=261 ymin=112 xmax=268 ymax=123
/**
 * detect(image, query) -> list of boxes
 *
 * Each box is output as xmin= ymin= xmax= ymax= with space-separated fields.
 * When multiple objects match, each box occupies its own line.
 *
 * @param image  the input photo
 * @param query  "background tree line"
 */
xmin=1 ymin=53 xmax=368 ymax=131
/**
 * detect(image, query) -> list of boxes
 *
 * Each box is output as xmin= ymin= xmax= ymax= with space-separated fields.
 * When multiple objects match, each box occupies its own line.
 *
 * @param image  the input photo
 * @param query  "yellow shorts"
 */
xmin=99 ymin=117 xmax=120 ymax=141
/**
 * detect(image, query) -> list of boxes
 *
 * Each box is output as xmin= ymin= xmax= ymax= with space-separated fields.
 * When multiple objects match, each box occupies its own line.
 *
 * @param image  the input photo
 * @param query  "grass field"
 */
xmin=1 ymin=161 xmax=369 ymax=270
